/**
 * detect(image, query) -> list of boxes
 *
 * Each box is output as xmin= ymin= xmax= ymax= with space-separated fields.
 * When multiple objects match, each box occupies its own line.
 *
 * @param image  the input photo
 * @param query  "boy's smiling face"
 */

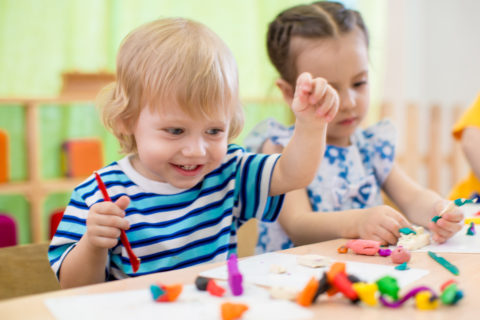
xmin=129 ymin=101 xmax=230 ymax=189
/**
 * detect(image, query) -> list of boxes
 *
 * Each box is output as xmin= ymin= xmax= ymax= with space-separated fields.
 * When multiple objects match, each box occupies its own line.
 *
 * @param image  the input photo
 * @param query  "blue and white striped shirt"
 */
xmin=49 ymin=144 xmax=284 ymax=280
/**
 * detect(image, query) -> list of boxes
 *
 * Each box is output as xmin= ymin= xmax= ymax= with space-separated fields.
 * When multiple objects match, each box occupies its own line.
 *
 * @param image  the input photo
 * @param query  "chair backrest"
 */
xmin=0 ymin=213 xmax=17 ymax=248
xmin=0 ymin=242 xmax=60 ymax=300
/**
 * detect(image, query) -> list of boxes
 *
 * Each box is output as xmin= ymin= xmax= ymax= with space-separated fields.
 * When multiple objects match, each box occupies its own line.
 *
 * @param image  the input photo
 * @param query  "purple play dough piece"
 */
xmin=379 ymin=286 xmax=437 ymax=308
xmin=378 ymin=248 xmax=392 ymax=257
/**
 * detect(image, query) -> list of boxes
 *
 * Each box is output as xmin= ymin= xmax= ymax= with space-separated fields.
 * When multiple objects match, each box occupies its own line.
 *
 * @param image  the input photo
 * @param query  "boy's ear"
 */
xmin=116 ymin=117 xmax=133 ymax=135
xmin=275 ymin=78 xmax=294 ymax=106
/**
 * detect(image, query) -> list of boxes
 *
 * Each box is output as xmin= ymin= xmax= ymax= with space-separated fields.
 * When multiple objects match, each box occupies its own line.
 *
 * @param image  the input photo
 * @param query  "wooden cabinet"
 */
xmin=0 ymin=97 xmax=96 ymax=243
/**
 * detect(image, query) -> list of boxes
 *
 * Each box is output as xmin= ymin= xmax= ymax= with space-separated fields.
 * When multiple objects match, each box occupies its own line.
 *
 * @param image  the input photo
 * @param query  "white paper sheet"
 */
xmin=200 ymin=252 xmax=429 ymax=290
xmin=45 ymin=283 xmax=312 ymax=320
xmin=417 ymin=204 xmax=480 ymax=253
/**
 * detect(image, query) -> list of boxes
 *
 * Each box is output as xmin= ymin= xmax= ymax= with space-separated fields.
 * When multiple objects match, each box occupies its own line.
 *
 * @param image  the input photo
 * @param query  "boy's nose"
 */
xmin=182 ymin=137 xmax=207 ymax=157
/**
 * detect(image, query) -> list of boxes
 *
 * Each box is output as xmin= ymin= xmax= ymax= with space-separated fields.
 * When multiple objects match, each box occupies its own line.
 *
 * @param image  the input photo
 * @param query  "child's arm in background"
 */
xmin=263 ymin=139 xmax=410 ymax=246
xmin=278 ymin=189 xmax=411 ymax=245
xmin=58 ymin=196 xmax=131 ymax=288
xmin=269 ymin=72 xmax=339 ymax=196
xmin=383 ymin=164 xmax=463 ymax=243
xmin=461 ymin=127 xmax=480 ymax=180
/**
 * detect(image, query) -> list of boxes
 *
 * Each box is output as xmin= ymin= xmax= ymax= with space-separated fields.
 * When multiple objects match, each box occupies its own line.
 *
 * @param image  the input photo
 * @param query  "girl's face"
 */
xmin=129 ymin=102 xmax=230 ymax=189
xmin=292 ymin=28 xmax=369 ymax=147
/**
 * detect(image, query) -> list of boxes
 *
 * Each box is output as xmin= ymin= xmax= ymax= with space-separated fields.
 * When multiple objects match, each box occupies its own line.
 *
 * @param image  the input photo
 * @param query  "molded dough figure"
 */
xmin=397 ymin=226 xmax=430 ymax=250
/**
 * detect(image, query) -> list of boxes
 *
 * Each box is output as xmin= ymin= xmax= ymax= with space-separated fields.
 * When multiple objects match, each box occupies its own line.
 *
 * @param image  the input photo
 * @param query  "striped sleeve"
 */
xmin=234 ymin=151 xmax=284 ymax=223
xmin=48 ymin=187 xmax=89 ymax=278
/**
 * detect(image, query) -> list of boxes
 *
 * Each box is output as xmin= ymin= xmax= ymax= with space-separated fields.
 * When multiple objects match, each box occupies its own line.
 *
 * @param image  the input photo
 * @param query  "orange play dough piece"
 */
xmin=297 ymin=277 xmax=319 ymax=306
xmin=221 ymin=302 xmax=249 ymax=320
xmin=158 ymin=284 xmax=183 ymax=302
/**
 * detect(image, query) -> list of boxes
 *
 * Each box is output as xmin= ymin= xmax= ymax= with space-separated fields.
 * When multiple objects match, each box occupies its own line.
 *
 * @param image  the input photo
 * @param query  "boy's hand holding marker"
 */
xmin=429 ymin=198 xmax=467 ymax=243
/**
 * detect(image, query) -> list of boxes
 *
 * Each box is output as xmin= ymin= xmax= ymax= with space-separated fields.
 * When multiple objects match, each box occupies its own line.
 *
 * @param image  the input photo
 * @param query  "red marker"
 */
xmin=94 ymin=171 xmax=140 ymax=273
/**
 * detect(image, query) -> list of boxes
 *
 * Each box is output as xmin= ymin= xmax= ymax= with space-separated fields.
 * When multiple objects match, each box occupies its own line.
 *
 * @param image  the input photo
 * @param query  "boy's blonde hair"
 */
xmin=98 ymin=18 xmax=243 ymax=154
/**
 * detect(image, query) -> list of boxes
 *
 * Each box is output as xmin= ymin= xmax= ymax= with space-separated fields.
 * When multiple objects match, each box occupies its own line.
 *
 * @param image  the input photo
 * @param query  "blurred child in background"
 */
xmin=245 ymin=1 xmax=463 ymax=253
xmin=449 ymin=94 xmax=480 ymax=200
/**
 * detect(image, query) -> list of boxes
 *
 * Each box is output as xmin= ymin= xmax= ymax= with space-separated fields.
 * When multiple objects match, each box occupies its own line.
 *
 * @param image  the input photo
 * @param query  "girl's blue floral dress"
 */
xmin=244 ymin=118 xmax=397 ymax=254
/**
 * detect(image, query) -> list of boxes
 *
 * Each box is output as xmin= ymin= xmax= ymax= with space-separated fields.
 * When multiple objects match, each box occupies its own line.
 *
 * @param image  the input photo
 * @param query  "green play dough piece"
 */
xmin=441 ymin=284 xmax=458 ymax=305
xmin=376 ymin=276 xmax=399 ymax=300
xmin=399 ymin=227 xmax=416 ymax=235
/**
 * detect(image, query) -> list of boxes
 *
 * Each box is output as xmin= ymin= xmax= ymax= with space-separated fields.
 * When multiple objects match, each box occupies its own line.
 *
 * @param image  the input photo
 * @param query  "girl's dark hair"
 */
xmin=267 ymin=1 xmax=369 ymax=86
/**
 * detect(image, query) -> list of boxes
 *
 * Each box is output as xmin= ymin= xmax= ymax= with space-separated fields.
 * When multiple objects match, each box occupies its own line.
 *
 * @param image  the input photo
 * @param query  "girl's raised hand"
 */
xmin=85 ymin=195 xmax=131 ymax=249
xmin=291 ymin=72 xmax=339 ymax=125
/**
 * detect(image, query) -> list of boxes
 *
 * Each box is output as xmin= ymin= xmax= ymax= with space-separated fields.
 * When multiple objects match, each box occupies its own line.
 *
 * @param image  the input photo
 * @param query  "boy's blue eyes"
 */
xmin=166 ymin=128 xmax=184 ymax=135
xmin=164 ymin=128 xmax=223 ymax=135
xmin=206 ymin=128 xmax=223 ymax=135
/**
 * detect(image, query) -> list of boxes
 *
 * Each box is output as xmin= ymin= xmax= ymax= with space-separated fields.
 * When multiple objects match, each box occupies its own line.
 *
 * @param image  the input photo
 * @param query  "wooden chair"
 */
xmin=0 ymin=242 xmax=60 ymax=300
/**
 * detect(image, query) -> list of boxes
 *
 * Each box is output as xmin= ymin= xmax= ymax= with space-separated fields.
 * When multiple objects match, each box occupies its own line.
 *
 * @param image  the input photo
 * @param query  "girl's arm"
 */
xmin=382 ymin=164 xmax=463 ymax=242
xmin=461 ymin=127 xmax=480 ymax=179
xmin=278 ymin=189 xmax=410 ymax=245
xmin=269 ymin=73 xmax=338 ymax=196
xmin=263 ymin=139 xmax=409 ymax=245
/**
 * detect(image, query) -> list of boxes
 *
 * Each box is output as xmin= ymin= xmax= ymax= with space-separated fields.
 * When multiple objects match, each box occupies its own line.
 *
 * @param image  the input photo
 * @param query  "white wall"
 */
xmin=383 ymin=0 xmax=480 ymax=107
xmin=379 ymin=0 xmax=479 ymax=195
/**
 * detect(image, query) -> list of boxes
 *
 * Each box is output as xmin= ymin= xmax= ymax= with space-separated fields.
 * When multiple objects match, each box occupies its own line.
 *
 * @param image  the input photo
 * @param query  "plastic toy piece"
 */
xmin=428 ymin=251 xmax=459 ymax=276
xmin=297 ymin=277 xmax=319 ymax=307
xmin=332 ymin=271 xmax=358 ymax=301
xmin=391 ymin=247 xmax=411 ymax=264
xmin=313 ymin=272 xmax=330 ymax=302
xmin=352 ymin=282 xmax=378 ymax=306
xmin=454 ymin=198 xmax=477 ymax=206
xmin=378 ymin=248 xmax=392 ymax=257
xmin=297 ymin=254 xmax=332 ymax=268
xmin=441 ymin=283 xmax=459 ymax=305
xmin=415 ymin=291 xmax=439 ymax=310
xmin=399 ymin=227 xmax=416 ymax=235
xmin=327 ymin=262 xmax=346 ymax=283
xmin=270 ymin=286 xmax=298 ymax=300
xmin=440 ymin=279 xmax=456 ymax=291
xmin=347 ymin=274 xmax=361 ymax=283
xmin=207 ymin=279 xmax=226 ymax=297
xmin=376 ymin=276 xmax=399 ymax=301
xmin=227 ymin=254 xmax=243 ymax=296
xmin=466 ymin=222 xmax=476 ymax=235
xmin=161 ymin=284 xmax=183 ymax=302
xmin=221 ymin=302 xmax=248 ymax=320
xmin=465 ymin=217 xmax=480 ymax=225
xmin=379 ymin=286 xmax=436 ymax=308
xmin=150 ymin=284 xmax=165 ymax=301
xmin=94 ymin=172 xmax=140 ymax=272
xmin=150 ymin=284 xmax=183 ymax=302
xmin=394 ymin=262 xmax=409 ymax=271
xmin=195 ymin=276 xmax=210 ymax=291
xmin=397 ymin=226 xmax=430 ymax=250
xmin=345 ymin=239 xmax=380 ymax=255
